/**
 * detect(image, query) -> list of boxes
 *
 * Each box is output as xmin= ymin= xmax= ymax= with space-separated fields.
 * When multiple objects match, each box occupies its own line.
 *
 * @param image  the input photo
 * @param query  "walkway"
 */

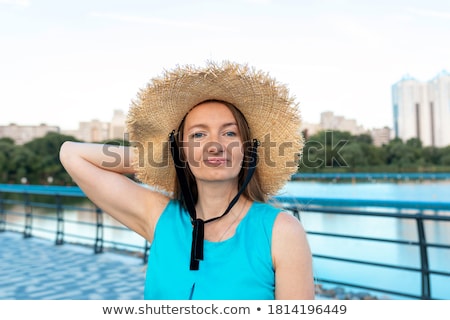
xmin=0 ymin=231 xmax=146 ymax=300
xmin=0 ymin=231 xmax=342 ymax=300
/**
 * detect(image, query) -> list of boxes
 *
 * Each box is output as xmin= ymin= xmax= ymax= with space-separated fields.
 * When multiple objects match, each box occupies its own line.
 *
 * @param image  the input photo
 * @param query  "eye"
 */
xmin=190 ymin=132 xmax=205 ymax=139
xmin=224 ymin=131 xmax=237 ymax=137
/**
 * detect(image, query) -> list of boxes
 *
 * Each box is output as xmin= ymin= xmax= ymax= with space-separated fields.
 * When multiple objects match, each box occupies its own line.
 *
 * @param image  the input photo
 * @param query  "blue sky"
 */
xmin=1 ymin=0 xmax=449 ymax=130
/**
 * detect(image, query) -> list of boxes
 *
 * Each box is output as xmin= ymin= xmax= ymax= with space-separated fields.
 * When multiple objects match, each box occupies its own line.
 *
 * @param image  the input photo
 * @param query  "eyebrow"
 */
xmin=186 ymin=122 xmax=237 ymax=131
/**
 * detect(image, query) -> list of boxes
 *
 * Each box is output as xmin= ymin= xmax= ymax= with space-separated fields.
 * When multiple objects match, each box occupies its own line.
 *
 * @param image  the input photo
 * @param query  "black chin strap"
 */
xmin=169 ymin=131 xmax=259 ymax=270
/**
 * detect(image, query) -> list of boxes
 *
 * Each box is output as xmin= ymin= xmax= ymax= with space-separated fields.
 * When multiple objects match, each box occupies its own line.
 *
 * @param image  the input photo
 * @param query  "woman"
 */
xmin=59 ymin=61 xmax=314 ymax=300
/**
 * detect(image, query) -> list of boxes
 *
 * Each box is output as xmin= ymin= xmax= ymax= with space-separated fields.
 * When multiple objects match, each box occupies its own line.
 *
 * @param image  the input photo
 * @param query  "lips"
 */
xmin=205 ymin=158 xmax=227 ymax=165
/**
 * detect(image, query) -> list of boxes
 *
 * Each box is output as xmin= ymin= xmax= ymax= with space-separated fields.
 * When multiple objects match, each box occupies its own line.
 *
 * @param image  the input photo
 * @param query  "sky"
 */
xmin=1 ymin=0 xmax=449 ymax=131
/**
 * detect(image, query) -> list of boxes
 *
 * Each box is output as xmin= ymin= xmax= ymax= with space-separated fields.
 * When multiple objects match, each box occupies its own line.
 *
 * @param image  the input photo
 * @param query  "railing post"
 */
xmin=55 ymin=194 xmax=64 ymax=245
xmin=94 ymin=206 xmax=104 ymax=254
xmin=416 ymin=212 xmax=431 ymax=299
xmin=143 ymin=240 xmax=150 ymax=264
xmin=292 ymin=208 xmax=300 ymax=220
xmin=0 ymin=192 xmax=5 ymax=232
xmin=23 ymin=192 xmax=32 ymax=238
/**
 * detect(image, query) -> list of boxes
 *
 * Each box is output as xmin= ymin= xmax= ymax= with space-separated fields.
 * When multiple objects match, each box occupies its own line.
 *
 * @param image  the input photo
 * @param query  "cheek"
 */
xmin=227 ymin=140 xmax=243 ymax=152
xmin=227 ymin=142 xmax=244 ymax=162
xmin=183 ymin=141 xmax=202 ymax=163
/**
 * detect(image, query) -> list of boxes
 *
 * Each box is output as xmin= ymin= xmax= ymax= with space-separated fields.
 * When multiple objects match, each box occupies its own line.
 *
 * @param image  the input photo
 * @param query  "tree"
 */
xmin=23 ymin=132 xmax=80 ymax=184
xmin=0 ymin=137 xmax=15 ymax=145
xmin=406 ymin=137 xmax=422 ymax=149
xmin=304 ymin=130 xmax=352 ymax=169
xmin=438 ymin=146 xmax=450 ymax=166
xmin=383 ymin=139 xmax=418 ymax=169
xmin=0 ymin=140 xmax=16 ymax=182
xmin=340 ymin=143 xmax=367 ymax=170
xmin=353 ymin=133 xmax=373 ymax=145
xmin=422 ymin=147 xmax=440 ymax=165
xmin=8 ymin=146 xmax=40 ymax=183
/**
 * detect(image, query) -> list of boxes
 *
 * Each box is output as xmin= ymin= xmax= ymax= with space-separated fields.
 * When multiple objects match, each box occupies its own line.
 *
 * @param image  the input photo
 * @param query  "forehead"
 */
xmin=184 ymin=101 xmax=236 ymax=125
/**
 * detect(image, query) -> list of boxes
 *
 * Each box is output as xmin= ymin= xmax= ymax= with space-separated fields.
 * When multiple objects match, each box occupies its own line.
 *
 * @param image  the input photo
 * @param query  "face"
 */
xmin=181 ymin=101 xmax=244 ymax=184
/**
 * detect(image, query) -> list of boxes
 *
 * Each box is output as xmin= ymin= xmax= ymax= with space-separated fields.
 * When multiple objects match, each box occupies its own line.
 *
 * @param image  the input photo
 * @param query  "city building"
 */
xmin=300 ymin=121 xmax=322 ymax=140
xmin=301 ymin=112 xmax=391 ymax=146
xmin=392 ymin=70 xmax=450 ymax=147
xmin=62 ymin=109 xmax=126 ymax=142
xmin=370 ymin=126 xmax=392 ymax=147
xmin=0 ymin=123 xmax=60 ymax=145
xmin=73 ymin=119 xmax=110 ymax=142
xmin=109 ymin=109 xmax=127 ymax=140
xmin=319 ymin=111 xmax=368 ymax=136
xmin=1 ymin=110 xmax=126 ymax=144
xmin=3 ymin=108 xmax=392 ymax=147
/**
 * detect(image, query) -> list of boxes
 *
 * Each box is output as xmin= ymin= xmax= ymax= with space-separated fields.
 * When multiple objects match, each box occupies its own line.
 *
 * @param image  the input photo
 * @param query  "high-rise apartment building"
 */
xmin=392 ymin=71 xmax=450 ymax=147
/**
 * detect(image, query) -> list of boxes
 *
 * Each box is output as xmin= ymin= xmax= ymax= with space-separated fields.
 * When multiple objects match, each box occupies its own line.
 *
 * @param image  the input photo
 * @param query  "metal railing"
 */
xmin=1 ymin=183 xmax=449 ymax=300
xmin=277 ymin=196 xmax=450 ymax=300
xmin=292 ymin=172 xmax=450 ymax=181
xmin=0 ymin=184 xmax=150 ymax=259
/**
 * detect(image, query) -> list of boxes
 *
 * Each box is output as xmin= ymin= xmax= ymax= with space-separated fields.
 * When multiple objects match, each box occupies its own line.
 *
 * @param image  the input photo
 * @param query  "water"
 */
xmin=279 ymin=181 xmax=450 ymax=300
xmin=279 ymin=180 xmax=450 ymax=202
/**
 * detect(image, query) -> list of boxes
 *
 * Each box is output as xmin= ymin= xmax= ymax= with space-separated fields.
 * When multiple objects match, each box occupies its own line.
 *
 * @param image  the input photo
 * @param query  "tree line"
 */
xmin=300 ymin=130 xmax=450 ymax=173
xmin=0 ymin=132 xmax=128 ymax=185
xmin=0 ymin=131 xmax=449 ymax=185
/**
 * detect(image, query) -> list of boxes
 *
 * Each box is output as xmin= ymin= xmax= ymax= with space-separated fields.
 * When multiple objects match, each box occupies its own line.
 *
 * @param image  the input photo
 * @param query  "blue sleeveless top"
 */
xmin=144 ymin=200 xmax=281 ymax=300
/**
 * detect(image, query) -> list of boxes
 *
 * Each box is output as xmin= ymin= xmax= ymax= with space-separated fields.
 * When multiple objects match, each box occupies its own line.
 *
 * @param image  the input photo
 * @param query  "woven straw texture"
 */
xmin=126 ymin=61 xmax=303 ymax=196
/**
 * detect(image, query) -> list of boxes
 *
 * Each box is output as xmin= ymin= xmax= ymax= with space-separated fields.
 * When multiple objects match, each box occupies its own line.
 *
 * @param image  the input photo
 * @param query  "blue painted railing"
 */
xmin=1 ymin=183 xmax=450 ymax=300
xmin=292 ymin=172 xmax=450 ymax=181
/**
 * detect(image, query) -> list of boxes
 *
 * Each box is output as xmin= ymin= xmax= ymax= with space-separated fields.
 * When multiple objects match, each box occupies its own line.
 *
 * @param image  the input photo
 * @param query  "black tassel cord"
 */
xmin=169 ymin=131 xmax=258 ymax=270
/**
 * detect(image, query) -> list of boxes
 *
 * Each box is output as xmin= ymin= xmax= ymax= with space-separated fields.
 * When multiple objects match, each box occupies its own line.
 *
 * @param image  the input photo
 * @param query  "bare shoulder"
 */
xmin=272 ymin=211 xmax=307 ymax=242
xmin=272 ymin=211 xmax=310 ymax=264
xmin=271 ymin=211 xmax=311 ymax=266
xmin=272 ymin=211 xmax=315 ymax=299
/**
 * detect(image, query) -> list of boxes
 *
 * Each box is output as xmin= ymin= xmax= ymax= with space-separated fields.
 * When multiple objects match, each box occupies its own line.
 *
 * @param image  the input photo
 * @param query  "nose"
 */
xmin=206 ymin=141 xmax=224 ymax=154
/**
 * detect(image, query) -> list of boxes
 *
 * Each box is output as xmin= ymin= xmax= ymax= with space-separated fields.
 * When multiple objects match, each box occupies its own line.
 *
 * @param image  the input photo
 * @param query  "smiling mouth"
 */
xmin=205 ymin=158 xmax=227 ymax=165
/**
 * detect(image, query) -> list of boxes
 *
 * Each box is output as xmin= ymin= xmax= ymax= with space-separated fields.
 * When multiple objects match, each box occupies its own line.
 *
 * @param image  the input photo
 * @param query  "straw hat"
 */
xmin=126 ymin=61 xmax=303 ymax=196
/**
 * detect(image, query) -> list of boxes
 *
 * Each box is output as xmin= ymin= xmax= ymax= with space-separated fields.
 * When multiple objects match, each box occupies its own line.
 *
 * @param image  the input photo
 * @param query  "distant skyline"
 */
xmin=1 ymin=0 xmax=449 ymax=130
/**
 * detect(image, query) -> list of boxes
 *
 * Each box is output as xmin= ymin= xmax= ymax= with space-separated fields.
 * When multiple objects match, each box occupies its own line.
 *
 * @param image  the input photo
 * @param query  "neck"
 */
xmin=195 ymin=180 xmax=240 ymax=221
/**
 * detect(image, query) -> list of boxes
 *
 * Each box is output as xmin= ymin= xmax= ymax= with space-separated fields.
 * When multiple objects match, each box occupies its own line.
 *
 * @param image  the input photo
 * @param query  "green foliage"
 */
xmin=0 ymin=132 xmax=136 ymax=185
xmin=300 ymin=130 xmax=450 ymax=173
xmin=0 ymin=137 xmax=15 ymax=145
xmin=0 ymin=133 xmax=79 ymax=184
xmin=0 ymin=141 xmax=16 ymax=182
xmin=1 ymin=129 xmax=449 ymax=184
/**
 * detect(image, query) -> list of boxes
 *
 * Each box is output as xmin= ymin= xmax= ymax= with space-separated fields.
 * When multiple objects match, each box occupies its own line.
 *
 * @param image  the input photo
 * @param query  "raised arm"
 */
xmin=272 ymin=212 xmax=315 ymax=299
xmin=59 ymin=141 xmax=169 ymax=242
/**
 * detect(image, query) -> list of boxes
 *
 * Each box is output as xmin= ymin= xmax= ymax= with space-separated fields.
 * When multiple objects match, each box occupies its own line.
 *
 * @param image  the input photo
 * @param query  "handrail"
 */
xmin=274 ymin=195 xmax=450 ymax=211
xmin=292 ymin=172 xmax=450 ymax=180
xmin=283 ymin=202 xmax=450 ymax=300
xmin=1 ymin=184 xmax=449 ymax=300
